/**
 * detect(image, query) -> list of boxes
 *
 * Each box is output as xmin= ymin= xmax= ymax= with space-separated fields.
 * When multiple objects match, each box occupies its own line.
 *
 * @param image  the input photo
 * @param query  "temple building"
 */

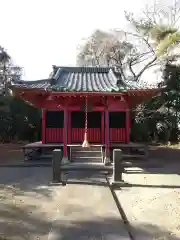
xmin=11 ymin=66 xmax=161 ymax=162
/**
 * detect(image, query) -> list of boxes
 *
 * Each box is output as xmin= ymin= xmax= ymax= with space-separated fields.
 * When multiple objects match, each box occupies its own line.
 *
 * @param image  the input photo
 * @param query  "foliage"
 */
xmin=0 ymin=46 xmax=41 ymax=143
xmin=124 ymin=0 xmax=180 ymax=143
xmin=0 ymin=46 xmax=22 ymax=96
xmin=131 ymin=61 xmax=180 ymax=143
xmin=125 ymin=0 xmax=180 ymax=57
xmin=0 ymin=95 xmax=41 ymax=142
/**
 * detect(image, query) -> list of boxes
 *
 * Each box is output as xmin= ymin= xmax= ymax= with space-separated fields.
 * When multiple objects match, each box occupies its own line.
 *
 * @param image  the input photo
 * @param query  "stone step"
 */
xmin=123 ymin=154 xmax=147 ymax=159
xmin=72 ymin=156 xmax=103 ymax=163
xmin=71 ymin=146 xmax=102 ymax=152
xmin=61 ymin=162 xmax=113 ymax=172
xmin=71 ymin=151 xmax=102 ymax=157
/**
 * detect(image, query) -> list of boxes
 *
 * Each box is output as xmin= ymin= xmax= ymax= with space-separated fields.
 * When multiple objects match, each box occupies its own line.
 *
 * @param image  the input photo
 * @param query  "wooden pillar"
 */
xmin=63 ymin=108 xmax=68 ymax=157
xmin=104 ymin=108 xmax=110 ymax=164
xmin=42 ymin=109 xmax=46 ymax=144
xmin=126 ymin=108 xmax=130 ymax=143
xmin=105 ymin=109 xmax=109 ymax=152
xmin=101 ymin=111 xmax=105 ymax=144
xmin=67 ymin=111 xmax=71 ymax=144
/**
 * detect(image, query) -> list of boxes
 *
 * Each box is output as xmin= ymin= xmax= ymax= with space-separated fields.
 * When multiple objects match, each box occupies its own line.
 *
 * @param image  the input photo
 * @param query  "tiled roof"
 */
xmin=12 ymin=66 xmax=159 ymax=92
xmin=12 ymin=79 xmax=51 ymax=90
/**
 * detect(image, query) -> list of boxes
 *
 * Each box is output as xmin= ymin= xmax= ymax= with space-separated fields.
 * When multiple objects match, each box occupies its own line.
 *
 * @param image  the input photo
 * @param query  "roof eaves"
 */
xmin=12 ymin=79 xmax=51 ymax=85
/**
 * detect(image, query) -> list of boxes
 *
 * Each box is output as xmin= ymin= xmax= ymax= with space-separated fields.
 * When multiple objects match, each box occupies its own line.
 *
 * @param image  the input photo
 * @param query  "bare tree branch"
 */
xmin=122 ymin=31 xmax=155 ymax=54
xmin=128 ymin=59 xmax=136 ymax=78
xmin=77 ymin=1 xmax=180 ymax=83
xmin=136 ymin=56 xmax=157 ymax=80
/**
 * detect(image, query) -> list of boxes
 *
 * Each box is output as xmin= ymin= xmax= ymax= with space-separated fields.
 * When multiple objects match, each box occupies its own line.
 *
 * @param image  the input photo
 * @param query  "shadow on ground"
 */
xmin=124 ymin=162 xmax=180 ymax=175
xmin=0 ymin=205 xmax=179 ymax=239
xmin=149 ymin=146 xmax=180 ymax=161
xmin=50 ymin=218 xmax=180 ymax=240
xmin=0 ymin=167 xmax=179 ymax=239
xmin=121 ymin=146 xmax=180 ymax=176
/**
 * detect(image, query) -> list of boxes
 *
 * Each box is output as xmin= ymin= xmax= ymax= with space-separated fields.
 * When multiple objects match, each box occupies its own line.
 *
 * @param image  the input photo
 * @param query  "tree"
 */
xmin=125 ymin=0 xmax=180 ymax=57
xmin=76 ymin=28 xmax=159 ymax=82
xmin=0 ymin=46 xmax=22 ymax=96
xmin=77 ymin=29 xmax=157 ymax=83
xmin=77 ymin=1 xmax=180 ymax=143
xmin=0 ymin=46 xmax=41 ymax=143
xmin=77 ymin=0 xmax=180 ymax=84
xmin=77 ymin=30 xmax=136 ymax=81
xmin=121 ymin=0 xmax=180 ymax=143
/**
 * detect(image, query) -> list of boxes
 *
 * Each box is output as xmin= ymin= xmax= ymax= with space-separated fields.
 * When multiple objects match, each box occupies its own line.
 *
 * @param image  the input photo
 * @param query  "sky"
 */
xmin=0 ymin=0 xmax=153 ymax=80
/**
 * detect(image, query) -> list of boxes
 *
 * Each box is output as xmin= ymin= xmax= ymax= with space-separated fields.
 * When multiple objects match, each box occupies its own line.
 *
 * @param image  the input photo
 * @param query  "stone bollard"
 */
xmin=52 ymin=149 xmax=62 ymax=183
xmin=111 ymin=149 xmax=124 ymax=186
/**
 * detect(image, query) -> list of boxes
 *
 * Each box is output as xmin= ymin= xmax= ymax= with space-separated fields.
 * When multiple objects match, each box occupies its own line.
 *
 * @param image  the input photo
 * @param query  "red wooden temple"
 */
xmin=11 ymin=66 xmax=161 ymax=161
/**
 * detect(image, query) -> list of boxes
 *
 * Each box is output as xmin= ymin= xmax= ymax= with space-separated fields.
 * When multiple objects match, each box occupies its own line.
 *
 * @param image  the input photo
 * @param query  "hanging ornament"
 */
xmin=82 ymin=96 xmax=90 ymax=148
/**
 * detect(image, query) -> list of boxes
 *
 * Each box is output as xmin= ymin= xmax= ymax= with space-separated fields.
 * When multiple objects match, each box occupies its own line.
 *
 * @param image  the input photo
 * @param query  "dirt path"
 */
xmin=0 ymin=167 xmax=60 ymax=240
xmin=0 ymin=143 xmax=24 ymax=165
xmin=1 ymin=143 xmax=180 ymax=239
xmin=47 ymin=177 xmax=130 ymax=240
xmin=0 ymin=168 xmax=130 ymax=240
xmin=115 ymin=166 xmax=180 ymax=239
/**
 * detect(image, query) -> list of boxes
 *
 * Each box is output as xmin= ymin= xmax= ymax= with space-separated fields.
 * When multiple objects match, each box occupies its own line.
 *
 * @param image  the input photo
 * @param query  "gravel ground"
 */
xmin=115 ymin=165 xmax=180 ymax=240
xmin=1 ymin=163 xmax=180 ymax=240
xmin=0 ymin=167 xmax=130 ymax=240
xmin=0 ymin=167 xmax=62 ymax=240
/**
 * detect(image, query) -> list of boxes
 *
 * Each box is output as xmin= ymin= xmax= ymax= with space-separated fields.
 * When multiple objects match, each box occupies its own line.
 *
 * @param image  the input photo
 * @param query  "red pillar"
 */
xmin=67 ymin=110 xmax=71 ymax=144
xmin=105 ymin=108 xmax=109 ymax=153
xmin=126 ymin=108 xmax=130 ymax=143
xmin=42 ymin=109 xmax=46 ymax=144
xmin=101 ymin=111 xmax=105 ymax=144
xmin=63 ymin=108 xmax=68 ymax=157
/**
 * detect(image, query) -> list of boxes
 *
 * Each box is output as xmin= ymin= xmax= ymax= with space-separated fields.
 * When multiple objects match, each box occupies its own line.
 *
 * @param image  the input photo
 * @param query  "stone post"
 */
xmin=111 ymin=149 xmax=124 ymax=186
xmin=52 ymin=149 xmax=62 ymax=183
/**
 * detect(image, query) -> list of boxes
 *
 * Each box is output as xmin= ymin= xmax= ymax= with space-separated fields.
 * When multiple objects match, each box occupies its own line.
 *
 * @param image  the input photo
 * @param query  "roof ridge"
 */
xmin=52 ymin=66 xmax=114 ymax=73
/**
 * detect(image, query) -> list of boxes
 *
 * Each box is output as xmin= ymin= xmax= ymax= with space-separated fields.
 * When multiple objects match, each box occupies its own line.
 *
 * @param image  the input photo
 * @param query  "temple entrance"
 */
xmin=71 ymin=111 xmax=101 ymax=143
